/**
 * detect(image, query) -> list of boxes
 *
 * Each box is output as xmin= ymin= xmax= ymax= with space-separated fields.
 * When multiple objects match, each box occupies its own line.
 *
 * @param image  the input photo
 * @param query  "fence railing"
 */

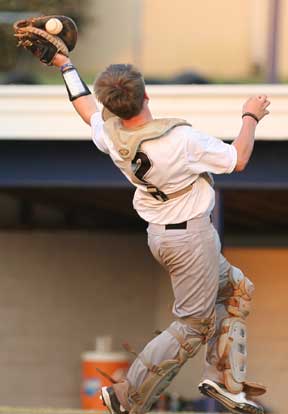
xmin=0 ymin=84 xmax=287 ymax=140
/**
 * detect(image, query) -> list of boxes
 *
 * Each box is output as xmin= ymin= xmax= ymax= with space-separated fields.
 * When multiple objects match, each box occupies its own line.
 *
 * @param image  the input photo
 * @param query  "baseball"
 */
xmin=45 ymin=18 xmax=63 ymax=35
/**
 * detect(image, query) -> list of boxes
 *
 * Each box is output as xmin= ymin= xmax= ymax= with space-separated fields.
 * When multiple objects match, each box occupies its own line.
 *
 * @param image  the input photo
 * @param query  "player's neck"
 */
xmin=121 ymin=101 xmax=153 ymax=129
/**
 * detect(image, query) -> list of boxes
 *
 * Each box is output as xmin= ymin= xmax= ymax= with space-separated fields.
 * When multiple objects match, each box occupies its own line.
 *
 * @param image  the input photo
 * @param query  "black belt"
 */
xmin=165 ymin=216 xmax=212 ymax=230
xmin=165 ymin=221 xmax=187 ymax=230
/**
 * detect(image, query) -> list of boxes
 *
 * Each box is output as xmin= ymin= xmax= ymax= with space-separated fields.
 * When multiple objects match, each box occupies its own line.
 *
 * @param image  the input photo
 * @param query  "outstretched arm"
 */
xmin=232 ymin=95 xmax=270 ymax=171
xmin=52 ymin=53 xmax=98 ymax=125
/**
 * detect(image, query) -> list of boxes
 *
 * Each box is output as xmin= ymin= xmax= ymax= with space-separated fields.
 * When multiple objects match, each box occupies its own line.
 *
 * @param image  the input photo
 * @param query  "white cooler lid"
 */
xmin=81 ymin=351 xmax=129 ymax=362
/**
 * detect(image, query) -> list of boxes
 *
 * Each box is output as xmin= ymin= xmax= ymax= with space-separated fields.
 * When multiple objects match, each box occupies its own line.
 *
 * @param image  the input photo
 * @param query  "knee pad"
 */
xmin=217 ymin=267 xmax=254 ymax=394
xmin=226 ymin=267 xmax=254 ymax=318
xmin=129 ymin=314 xmax=215 ymax=414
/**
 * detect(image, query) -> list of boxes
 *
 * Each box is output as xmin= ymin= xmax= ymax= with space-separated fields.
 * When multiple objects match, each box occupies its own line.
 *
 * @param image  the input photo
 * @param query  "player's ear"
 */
xmin=144 ymin=90 xmax=149 ymax=101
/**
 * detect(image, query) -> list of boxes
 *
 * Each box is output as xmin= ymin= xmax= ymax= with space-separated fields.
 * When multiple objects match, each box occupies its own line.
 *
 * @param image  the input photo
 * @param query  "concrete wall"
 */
xmin=0 ymin=231 xmax=158 ymax=407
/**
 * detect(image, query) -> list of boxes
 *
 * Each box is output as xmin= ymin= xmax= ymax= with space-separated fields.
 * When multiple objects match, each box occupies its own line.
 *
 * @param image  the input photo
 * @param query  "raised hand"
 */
xmin=242 ymin=95 xmax=271 ymax=122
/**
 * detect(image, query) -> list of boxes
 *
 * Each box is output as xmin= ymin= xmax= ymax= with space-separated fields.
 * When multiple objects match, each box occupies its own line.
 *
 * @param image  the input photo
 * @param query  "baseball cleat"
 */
xmin=101 ymin=386 xmax=128 ymax=414
xmin=198 ymin=379 xmax=264 ymax=414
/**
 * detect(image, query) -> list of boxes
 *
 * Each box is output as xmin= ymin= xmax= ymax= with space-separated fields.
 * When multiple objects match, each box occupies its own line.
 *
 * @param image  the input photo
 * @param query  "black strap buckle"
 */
xmin=147 ymin=185 xmax=169 ymax=202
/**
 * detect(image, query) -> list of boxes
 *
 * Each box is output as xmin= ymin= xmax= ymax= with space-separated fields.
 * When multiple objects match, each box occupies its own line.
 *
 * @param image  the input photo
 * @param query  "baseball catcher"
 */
xmin=14 ymin=16 xmax=270 ymax=414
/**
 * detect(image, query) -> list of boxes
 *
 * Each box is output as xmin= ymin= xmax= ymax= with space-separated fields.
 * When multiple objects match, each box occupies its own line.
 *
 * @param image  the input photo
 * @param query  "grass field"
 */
xmin=0 ymin=409 xmax=222 ymax=414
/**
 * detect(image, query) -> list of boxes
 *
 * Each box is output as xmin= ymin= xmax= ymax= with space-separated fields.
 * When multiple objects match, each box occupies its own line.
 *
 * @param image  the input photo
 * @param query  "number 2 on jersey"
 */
xmin=132 ymin=151 xmax=152 ymax=182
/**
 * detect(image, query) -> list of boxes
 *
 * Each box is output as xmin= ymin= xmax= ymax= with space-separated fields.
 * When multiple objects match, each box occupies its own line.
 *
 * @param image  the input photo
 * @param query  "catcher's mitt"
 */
xmin=13 ymin=15 xmax=78 ymax=65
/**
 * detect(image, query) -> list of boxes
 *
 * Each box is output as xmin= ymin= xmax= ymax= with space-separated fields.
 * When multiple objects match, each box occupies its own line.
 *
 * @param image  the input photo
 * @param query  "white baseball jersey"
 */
xmin=91 ymin=112 xmax=237 ymax=224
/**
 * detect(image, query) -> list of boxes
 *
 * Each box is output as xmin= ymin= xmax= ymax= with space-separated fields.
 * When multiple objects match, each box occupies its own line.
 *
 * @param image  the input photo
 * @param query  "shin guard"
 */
xmin=129 ymin=313 xmax=215 ymax=414
xmin=216 ymin=268 xmax=258 ymax=394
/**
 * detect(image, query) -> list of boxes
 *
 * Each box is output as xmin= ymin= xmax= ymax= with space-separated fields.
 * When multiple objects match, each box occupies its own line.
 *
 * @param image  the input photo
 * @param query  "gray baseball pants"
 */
xmin=126 ymin=214 xmax=247 ymax=389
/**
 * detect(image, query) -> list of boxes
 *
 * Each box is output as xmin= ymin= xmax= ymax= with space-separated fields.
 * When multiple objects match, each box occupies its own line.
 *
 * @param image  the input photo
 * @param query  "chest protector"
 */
xmin=104 ymin=116 xmax=191 ymax=201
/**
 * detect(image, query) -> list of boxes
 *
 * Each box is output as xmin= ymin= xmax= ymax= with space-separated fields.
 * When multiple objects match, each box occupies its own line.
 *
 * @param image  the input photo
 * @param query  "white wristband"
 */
xmin=62 ymin=67 xmax=91 ymax=101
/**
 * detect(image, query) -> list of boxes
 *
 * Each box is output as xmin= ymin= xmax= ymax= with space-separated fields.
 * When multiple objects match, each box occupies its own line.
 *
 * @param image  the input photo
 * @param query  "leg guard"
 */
xmin=129 ymin=313 xmax=215 ymax=414
xmin=218 ymin=317 xmax=247 ymax=393
xmin=216 ymin=267 xmax=255 ymax=394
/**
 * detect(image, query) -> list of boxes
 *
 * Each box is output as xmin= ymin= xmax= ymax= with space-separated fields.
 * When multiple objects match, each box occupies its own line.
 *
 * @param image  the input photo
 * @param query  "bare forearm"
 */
xmin=232 ymin=117 xmax=257 ymax=171
xmin=71 ymin=94 xmax=98 ymax=125
xmin=231 ymin=95 xmax=270 ymax=172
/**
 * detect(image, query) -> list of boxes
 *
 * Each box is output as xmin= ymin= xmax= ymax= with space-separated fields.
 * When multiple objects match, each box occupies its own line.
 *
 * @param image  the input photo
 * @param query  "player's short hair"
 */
xmin=94 ymin=64 xmax=145 ymax=120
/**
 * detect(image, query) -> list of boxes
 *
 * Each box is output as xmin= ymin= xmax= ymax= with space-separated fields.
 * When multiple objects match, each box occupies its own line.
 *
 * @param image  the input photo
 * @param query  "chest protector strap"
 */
xmin=104 ymin=116 xmax=191 ymax=201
